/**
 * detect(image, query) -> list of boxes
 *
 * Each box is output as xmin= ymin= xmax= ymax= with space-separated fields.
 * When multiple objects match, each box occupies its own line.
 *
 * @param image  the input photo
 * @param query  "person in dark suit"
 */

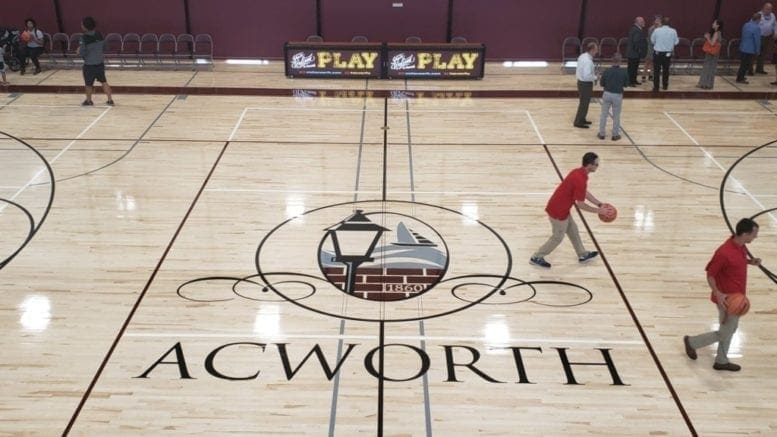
xmin=626 ymin=16 xmax=647 ymax=86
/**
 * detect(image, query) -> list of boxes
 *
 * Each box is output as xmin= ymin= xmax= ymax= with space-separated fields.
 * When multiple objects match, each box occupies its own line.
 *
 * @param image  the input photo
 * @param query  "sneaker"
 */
xmin=611 ymin=135 xmax=621 ymax=141
xmin=81 ymin=100 xmax=94 ymax=106
xmin=713 ymin=362 xmax=741 ymax=372
xmin=529 ymin=257 xmax=551 ymax=268
xmin=106 ymin=100 xmax=115 ymax=106
xmin=578 ymin=251 xmax=599 ymax=263
xmin=683 ymin=336 xmax=697 ymax=360
xmin=597 ymin=133 xmax=605 ymax=140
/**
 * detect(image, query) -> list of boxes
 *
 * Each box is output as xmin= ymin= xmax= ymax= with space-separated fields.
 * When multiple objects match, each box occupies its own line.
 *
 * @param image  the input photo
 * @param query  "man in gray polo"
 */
xmin=650 ymin=16 xmax=679 ymax=91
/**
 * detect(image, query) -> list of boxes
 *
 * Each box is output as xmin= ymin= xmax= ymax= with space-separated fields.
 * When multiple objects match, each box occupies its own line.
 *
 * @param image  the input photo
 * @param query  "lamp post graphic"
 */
xmin=325 ymin=210 xmax=389 ymax=295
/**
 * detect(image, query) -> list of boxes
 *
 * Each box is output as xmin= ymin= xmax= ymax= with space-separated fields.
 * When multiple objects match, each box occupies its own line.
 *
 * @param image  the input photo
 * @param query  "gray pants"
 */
xmin=697 ymin=54 xmax=719 ymax=89
xmin=532 ymin=216 xmax=586 ymax=259
xmin=687 ymin=306 xmax=740 ymax=365
xmin=598 ymin=91 xmax=623 ymax=137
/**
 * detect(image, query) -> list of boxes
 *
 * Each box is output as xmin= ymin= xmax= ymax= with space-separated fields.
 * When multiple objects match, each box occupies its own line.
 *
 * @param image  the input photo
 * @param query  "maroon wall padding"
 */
xmin=584 ymin=0 xmax=718 ymax=42
xmin=189 ymin=0 xmax=316 ymax=58
xmin=57 ymin=0 xmax=186 ymax=35
xmin=321 ymin=0 xmax=448 ymax=43
xmin=3 ymin=0 xmax=58 ymax=34
xmin=0 ymin=0 xmax=763 ymax=60
xmin=451 ymin=0 xmax=582 ymax=60
xmin=720 ymin=0 xmax=766 ymax=40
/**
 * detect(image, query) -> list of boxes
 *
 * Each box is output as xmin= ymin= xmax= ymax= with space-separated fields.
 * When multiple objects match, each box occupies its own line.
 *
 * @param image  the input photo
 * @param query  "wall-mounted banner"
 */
xmin=386 ymin=44 xmax=485 ymax=79
xmin=284 ymin=42 xmax=384 ymax=78
xmin=284 ymin=42 xmax=485 ymax=79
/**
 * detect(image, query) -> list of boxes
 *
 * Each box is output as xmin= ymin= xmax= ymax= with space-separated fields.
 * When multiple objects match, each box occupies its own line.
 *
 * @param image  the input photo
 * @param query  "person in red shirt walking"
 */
xmin=530 ymin=152 xmax=605 ymax=268
xmin=684 ymin=218 xmax=761 ymax=371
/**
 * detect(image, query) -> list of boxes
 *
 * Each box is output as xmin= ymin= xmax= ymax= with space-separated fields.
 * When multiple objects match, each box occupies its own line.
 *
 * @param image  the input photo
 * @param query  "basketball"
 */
xmin=598 ymin=203 xmax=617 ymax=222
xmin=21 ymin=31 xmax=31 ymax=43
xmin=726 ymin=293 xmax=750 ymax=316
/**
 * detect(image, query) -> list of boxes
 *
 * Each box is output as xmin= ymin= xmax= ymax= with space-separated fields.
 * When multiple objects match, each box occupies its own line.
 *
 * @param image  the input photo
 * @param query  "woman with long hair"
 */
xmin=697 ymin=19 xmax=723 ymax=90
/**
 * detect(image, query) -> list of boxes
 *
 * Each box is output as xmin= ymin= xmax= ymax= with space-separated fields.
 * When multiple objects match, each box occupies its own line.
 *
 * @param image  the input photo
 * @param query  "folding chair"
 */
xmin=121 ymin=33 xmax=141 ymax=68
xmin=561 ymin=36 xmax=581 ymax=73
xmin=451 ymin=36 xmax=468 ymax=44
xmin=194 ymin=33 xmax=214 ymax=69
xmin=157 ymin=33 xmax=177 ymax=69
xmin=138 ymin=33 xmax=159 ymax=68
xmin=103 ymin=33 xmax=123 ymax=67
xmin=305 ymin=35 xmax=323 ymax=42
xmin=405 ymin=36 xmax=422 ymax=43
xmin=176 ymin=33 xmax=195 ymax=69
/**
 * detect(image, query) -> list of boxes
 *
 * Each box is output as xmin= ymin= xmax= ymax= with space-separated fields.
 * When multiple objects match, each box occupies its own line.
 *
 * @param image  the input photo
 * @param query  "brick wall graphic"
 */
xmin=320 ymin=220 xmax=448 ymax=301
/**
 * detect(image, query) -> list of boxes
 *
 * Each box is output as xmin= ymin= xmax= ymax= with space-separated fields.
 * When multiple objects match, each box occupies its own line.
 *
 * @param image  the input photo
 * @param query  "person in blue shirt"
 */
xmin=737 ymin=13 xmax=763 ymax=84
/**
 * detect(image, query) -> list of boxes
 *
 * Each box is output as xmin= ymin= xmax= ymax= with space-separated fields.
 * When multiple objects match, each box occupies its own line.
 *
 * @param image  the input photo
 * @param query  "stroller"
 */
xmin=0 ymin=27 xmax=23 ymax=72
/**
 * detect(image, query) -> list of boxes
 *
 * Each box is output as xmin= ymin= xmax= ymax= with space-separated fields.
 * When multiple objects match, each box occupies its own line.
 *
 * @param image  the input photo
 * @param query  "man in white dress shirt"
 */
xmin=650 ymin=16 xmax=679 ymax=91
xmin=573 ymin=42 xmax=598 ymax=129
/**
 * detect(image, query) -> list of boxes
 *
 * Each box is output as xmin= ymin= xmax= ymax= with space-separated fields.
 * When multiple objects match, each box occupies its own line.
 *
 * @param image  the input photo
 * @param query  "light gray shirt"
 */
xmin=575 ymin=52 xmax=596 ymax=82
xmin=650 ymin=26 xmax=679 ymax=52
xmin=758 ymin=12 xmax=776 ymax=36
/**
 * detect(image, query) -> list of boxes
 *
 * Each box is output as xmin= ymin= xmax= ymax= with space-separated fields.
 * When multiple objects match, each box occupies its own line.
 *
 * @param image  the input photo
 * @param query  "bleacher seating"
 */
xmin=40 ymin=32 xmax=214 ymax=70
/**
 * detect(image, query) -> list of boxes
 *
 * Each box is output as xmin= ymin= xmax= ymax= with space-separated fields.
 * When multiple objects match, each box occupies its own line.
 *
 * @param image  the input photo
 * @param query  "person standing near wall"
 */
xmin=573 ymin=42 xmax=598 ymax=129
xmin=626 ymin=16 xmax=647 ymax=87
xmin=737 ymin=13 xmax=762 ymax=84
xmin=77 ymin=16 xmax=114 ymax=106
xmin=696 ymin=19 xmax=723 ymax=90
xmin=650 ymin=16 xmax=679 ymax=91
xmin=754 ymin=2 xmax=776 ymax=75
xmin=644 ymin=15 xmax=662 ymax=81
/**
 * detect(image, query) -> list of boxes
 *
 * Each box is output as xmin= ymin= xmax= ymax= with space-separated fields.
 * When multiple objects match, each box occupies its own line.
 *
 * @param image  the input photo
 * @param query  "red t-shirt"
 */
xmin=706 ymin=237 xmax=748 ymax=303
xmin=545 ymin=167 xmax=588 ymax=220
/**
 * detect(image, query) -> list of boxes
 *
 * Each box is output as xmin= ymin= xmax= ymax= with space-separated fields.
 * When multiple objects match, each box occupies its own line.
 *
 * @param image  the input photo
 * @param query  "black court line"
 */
xmin=32 ymin=95 xmax=179 ymax=185
xmin=35 ymin=69 xmax=59 ymax=85
xmin=329 ymin=78 xmax=371 ymax=437
xmin=62 ymin=141 xmax=230 ymax=435
xmin=541 ymin=144 xmax=698 ymax=437
xmin=14 ymin=136 xmax=771 ymax=148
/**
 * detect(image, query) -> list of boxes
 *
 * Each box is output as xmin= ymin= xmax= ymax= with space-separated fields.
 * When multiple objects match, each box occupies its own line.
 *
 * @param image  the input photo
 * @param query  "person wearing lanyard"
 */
xmin=650 ymin=16 xmax=679 ymax=91
xmin=573 ymin=42 xmax=598 ymax=129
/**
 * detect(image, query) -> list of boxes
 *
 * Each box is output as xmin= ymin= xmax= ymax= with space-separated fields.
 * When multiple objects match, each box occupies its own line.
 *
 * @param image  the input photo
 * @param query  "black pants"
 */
xmin=574 ymin=80 xmax=593 ymax=126
xmin=627 ymin=57 xmax=640 ymax=84
xmin=19 ymin=46 xmax=44 ymax=71
xmin=737 ymin=53 xmax=755 ymax=81
xmin=652 ymin=52 xmax=671 ymax=90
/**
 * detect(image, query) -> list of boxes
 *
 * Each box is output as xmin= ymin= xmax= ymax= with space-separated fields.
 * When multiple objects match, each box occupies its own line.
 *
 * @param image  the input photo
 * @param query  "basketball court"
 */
xmin=1 ymin=64 xmax=776 ymax=435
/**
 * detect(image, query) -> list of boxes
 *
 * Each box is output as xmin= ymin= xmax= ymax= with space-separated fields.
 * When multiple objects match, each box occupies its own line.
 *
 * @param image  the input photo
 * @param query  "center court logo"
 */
xmin=319 ymin=209 xmax=448 ymax=301
xmin=160 ymin=200 xmax=622 ymax=388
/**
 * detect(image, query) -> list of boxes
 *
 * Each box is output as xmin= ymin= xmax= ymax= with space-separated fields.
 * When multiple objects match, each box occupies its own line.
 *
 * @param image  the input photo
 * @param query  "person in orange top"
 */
xmin=530 ymin=152 xmax=605 ymax=268
xmin=684 ymin=218 xmax=761 ymax=371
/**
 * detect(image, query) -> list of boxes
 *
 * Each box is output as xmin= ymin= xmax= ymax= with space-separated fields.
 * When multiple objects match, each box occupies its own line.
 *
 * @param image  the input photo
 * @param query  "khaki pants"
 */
xmin=533 ymin=216 xmax=586 ymax=259
xmin=687 ymin=306 xmax=740 ymax=365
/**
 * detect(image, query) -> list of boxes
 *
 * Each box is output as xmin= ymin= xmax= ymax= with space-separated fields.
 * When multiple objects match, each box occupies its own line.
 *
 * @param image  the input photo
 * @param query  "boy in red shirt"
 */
xmin=530 ymin=152 xmax=606 ymax=268
xmin=684 ymin=218 xmax=761 ymax=371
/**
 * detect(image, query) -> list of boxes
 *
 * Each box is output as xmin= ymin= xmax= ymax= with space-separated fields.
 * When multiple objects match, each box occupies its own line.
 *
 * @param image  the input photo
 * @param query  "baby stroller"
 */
xmin=0 ymin=27 xmax=23 ymax=72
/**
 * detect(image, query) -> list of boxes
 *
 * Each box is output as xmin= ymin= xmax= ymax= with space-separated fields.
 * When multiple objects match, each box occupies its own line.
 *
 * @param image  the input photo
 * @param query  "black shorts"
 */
xmin=83 ymin=63 xmax=107 ymax=86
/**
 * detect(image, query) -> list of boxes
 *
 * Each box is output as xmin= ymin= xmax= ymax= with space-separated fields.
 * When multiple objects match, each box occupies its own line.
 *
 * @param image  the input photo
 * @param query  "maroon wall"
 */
xmin=58 ymin=0 xmax=186 ymax=35
xmin=0 ymin=0 xmax=755 ymax=60
xmin=189 ymin=0 xmax=317 ymax=57
xmin=452 ymin=0 xmax=581 ymax=60
xmin=321 ymin=0 xmax=448 ymax=43
xmin=584 ymin=0 xmax=717 ymax=40
xmin=720 ymin=0 xmax=765 ymax=40
xmin=3 ymin=0 xmax=57 ymax=34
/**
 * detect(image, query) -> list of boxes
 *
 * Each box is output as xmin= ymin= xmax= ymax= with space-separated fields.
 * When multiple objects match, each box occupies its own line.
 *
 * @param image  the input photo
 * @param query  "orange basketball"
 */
xmin=598 ymin=203 xmax=617 ymax=223
xmin=726 ymin=293 xmax=750 ymax=316
xmin=21 ymin=31 xmax=31 ymax=43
